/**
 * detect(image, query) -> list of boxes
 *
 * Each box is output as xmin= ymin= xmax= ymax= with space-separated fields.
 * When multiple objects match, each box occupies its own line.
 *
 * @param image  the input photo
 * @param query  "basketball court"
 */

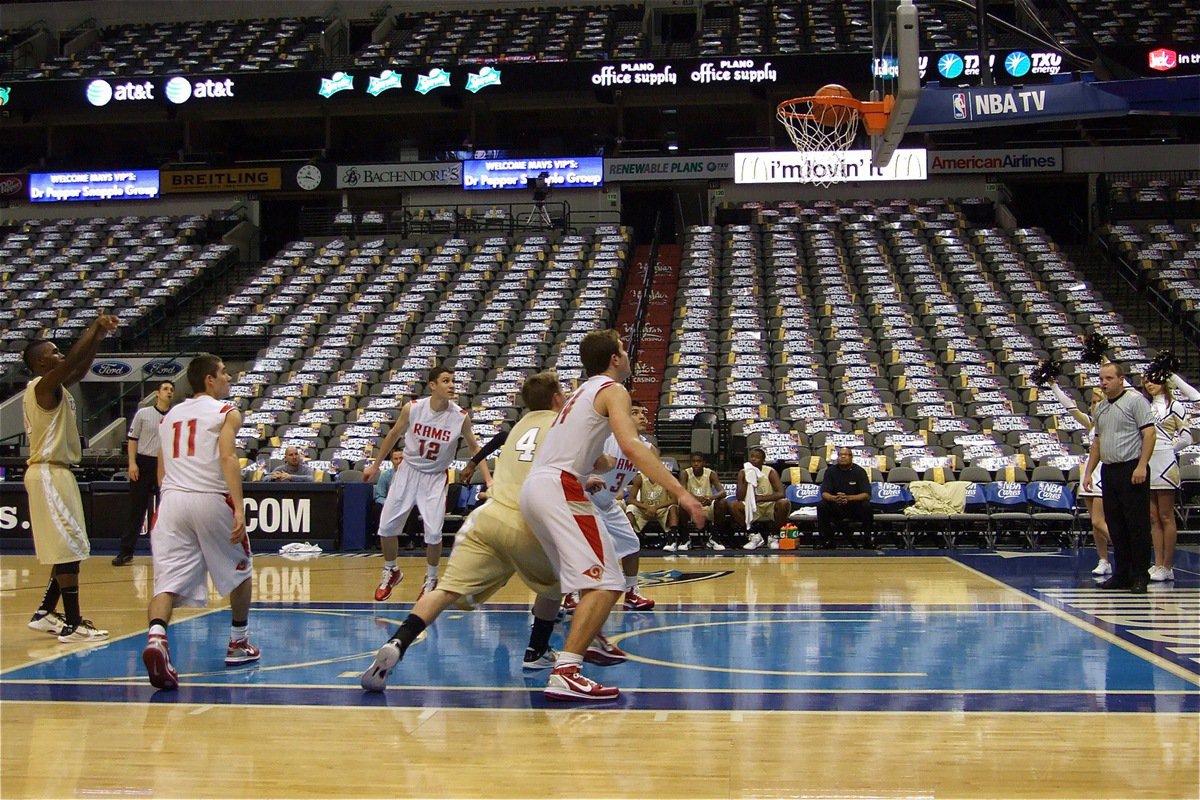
xmin=2 ymin=548 xmax=1196 ymax=798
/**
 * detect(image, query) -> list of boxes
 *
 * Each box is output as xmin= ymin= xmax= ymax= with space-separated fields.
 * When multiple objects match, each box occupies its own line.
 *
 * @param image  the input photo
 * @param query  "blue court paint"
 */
xmin=2 ymin=549 xmax=1196 ymax=712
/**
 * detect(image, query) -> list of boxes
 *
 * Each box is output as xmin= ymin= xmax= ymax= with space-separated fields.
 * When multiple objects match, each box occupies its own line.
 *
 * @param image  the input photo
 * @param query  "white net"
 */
xmin=776 ymin=97 xmax=861 ymax=187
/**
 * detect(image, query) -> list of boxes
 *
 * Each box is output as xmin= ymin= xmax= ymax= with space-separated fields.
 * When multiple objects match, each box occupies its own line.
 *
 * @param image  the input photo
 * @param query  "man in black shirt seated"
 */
xmin=818 ymin=447 xmax=873 ymax=549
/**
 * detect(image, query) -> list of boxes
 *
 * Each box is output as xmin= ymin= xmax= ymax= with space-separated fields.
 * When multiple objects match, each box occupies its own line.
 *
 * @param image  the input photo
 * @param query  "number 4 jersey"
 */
xmin=489 ymin=409 xmax=558 ymax=510
xmin=159 ymin=395 xmax=237 ymax=494
xmin=403 ymin=397 xmax=468 ymax=474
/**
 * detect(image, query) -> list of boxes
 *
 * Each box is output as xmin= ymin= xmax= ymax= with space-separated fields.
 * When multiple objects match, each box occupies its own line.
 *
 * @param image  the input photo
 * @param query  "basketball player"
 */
xmin=677 ymin=452 xmax=729 ymax=551
xmin=23 ymin=313 xmax=118 ymax=643
xmin=362 ymin=371 xmax=574 ymax=690
xmin=114 ymin=380 xmax=174 ymax=565
xmin=520 ymin=330 xmax=705 ymax=701
xmin=141 ymin=354 xmax=258 ymax=690
xmin=730 ymin=446 xmax=791 ymax=549
xmin=362 ymin=366 xmax=485 ymax=601
xmin=625 ymin=460 xmax=679 ymax=546
xmin=568 ymin=402 xmax=657 ymax=611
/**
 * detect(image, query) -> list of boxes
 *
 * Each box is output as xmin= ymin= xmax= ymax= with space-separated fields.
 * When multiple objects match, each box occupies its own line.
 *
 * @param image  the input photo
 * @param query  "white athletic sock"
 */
xmin=426 ymin=564 xmax=438 ymax=580
xmin=149 ymin=623 xmax=167 ymax=638
xmin=384 ymin=560 xmax=397 ymax=572
xmin=625 ymin=576 xmax=638 ymax=591
xmin=554 ymin=651 xmax=584 ymax=670
xmin=231 ymin=623 xmax=248 ymax=642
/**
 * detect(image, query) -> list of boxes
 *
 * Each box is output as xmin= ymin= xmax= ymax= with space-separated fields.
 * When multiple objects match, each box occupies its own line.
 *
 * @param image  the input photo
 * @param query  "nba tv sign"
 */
xmin=734 ymin=149 xmax=927 ymax=184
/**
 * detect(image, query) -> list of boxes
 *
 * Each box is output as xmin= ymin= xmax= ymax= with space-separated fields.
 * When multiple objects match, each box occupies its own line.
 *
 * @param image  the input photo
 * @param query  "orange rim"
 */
xmin=777 ymin=94 xmax=894 ymax=137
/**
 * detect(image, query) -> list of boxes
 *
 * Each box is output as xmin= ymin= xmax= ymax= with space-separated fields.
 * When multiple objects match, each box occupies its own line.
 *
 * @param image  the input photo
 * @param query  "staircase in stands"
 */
xmin=618 ymin=244 xmax=680 ymax=428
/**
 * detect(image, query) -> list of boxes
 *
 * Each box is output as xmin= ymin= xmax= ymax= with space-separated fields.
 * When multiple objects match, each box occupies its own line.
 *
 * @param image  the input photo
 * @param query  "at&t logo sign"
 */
xmin=165 ymin=77 xmax=236 ymax=104
xmin=86 ymin=77 xmax=236 ymax=106
xmin=87 ymin=79 xmax=154 ymax=106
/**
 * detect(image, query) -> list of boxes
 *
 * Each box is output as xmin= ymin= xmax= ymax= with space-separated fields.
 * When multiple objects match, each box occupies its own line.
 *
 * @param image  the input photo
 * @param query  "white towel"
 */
xmin=742 ymin=462 xmax=762 ymax=520
xmin=279 ymin=542 xmax=323 ymax=560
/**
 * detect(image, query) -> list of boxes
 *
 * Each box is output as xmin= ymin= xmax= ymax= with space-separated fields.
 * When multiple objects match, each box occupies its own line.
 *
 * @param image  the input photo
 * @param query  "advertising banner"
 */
xmin=605 ymin=156 xmax=732 ymax=183
xmin=462 ymin=157 xmax=603 ymax=190
xmin=2 ymin=482 xmax=340 ymax=547
xmin=927 ymin=148 xmax=1062 ymax=173
xmin=908 ymin=82 xmax=1130 ymax=130
xmin=84 ymin=357 xmax=187 ymax=382
xmin=0 ymin=173 xmax=28 ymax=200
xmin=29 ymin=170 xmax=160 ymax=203
xmin=734 ymin=149 xmax=927 ymax=184
xmin=161 ymin=167 xmax=282 ymax=194
xmin=336 ymin=162 xmax=462 ymax=189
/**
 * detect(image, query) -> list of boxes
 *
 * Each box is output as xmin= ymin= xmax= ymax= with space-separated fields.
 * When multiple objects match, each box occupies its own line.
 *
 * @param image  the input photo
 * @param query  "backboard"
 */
xmin=870 ymin=0 xmax=921 ymax=168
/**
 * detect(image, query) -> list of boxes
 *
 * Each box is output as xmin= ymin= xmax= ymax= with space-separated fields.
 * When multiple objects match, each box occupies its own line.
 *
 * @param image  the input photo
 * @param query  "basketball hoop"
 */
xmin=776 ymin=85 xmax=894 ymax=186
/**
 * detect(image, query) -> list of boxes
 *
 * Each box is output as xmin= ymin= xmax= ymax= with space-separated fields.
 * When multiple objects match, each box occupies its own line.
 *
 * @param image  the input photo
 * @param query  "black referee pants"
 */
xmin=1100 ymin=460 xmax=1152 ymax=584
xmin=119 ymin=453 xmax=158 ymax=557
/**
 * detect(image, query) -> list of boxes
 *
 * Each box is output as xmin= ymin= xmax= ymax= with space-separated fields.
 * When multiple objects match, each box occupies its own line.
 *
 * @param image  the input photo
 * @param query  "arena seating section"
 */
xmin=18 ymin=18 xmax=323 ymax=80
xmin=0 ymin=215 xmax=237 ymax=383
xmin=4 ymin=189 xmax=1199 ymax=545
xmin=6 ymin=0 xmax=1195 ymax=80
xmin=177 ymin=227 xmax=628 ymax=480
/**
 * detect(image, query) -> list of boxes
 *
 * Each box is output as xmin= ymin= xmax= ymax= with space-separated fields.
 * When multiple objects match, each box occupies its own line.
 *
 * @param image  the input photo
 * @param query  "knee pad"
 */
xmin=54 ymin=561 xmax=81 ymax=576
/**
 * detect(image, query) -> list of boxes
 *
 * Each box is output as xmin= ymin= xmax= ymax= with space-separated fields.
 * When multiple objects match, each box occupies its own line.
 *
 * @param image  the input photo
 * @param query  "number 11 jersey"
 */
xmin=159 ymin=395 xmax=236 ymax=494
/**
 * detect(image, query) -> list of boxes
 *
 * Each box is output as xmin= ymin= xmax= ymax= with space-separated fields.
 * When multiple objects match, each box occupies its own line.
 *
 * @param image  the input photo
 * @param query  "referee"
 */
xmin=113 ymin=380 xmax=174 ymax=566
xmin=1082 ymin=362 xmax=1155 ymax=593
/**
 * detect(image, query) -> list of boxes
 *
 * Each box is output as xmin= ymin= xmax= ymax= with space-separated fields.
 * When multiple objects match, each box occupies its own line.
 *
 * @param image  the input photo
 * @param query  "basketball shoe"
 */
xmin=584 ymin=633 xmax=628 ymax=666
xmin=561 ymin=592 xmax=579 ymax=614
xmin=544 ymin=666 xmax=619 ymax=701
xmin=57 ymin=620 xmax=109 ymax=643
xmin=374 ymin=566 xmax=403 ymax=601
xmin=225 ymin=638 xmax=261 ymax=666
xmin=361 ymin=640 xmax=402 ymax=692
xmin=522 ymin=646 xmax=559 ymax=670
xmin=418 ymin=575 xmax=438 ymax=600
xmin=623 ymin=587 xmax=655 ymax=610
xmin=142 ymin=634 xmax=178 ymax=690
xmin=27 ymin=610 xmax=67 ymax=635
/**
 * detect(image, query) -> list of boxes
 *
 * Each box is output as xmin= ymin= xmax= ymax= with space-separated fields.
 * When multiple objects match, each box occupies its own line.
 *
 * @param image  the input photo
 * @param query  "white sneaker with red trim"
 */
xmin=584 ymin=633 xmax=628 ymax=666
xmin=544 ymin=666 xmax=620 ymax=701
xmin=623 ymin=587 xmax=655 ymax=611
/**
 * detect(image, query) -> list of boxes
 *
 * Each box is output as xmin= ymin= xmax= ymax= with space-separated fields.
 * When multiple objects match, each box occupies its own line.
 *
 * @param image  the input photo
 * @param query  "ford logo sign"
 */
xmin=91 ymin=361 xmax=133 ymax=377
xmin=143 ymin=360 xmax=182 ymax=377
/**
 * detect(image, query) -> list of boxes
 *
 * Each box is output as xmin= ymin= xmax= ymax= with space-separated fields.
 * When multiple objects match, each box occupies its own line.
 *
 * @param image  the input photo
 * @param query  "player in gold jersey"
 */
xmin=22 ymin=312 xmax=119 ymax=643
xmin=361 ymin=371 xmax=568 ymax=691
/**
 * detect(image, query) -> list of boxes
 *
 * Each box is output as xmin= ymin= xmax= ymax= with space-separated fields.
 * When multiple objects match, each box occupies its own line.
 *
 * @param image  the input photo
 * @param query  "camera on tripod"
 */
xmin=528 ymin=171 xmax=551 ymax=205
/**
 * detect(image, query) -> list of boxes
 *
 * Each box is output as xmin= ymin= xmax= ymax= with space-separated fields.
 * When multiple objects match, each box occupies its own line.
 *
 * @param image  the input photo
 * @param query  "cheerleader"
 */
xmin=1049 ymin=380 xmax=1111 ymax=575
xmin=1140 ymin=372 xmax=1195 ymax=582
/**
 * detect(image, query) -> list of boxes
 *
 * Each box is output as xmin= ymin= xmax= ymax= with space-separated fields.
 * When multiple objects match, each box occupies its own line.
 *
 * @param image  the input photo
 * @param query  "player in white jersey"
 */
xmin=362 ymin=366 xmax=486 ymax=601
xmin=568 ymin=403 xmax=657 ymax=611
xmin=361 ymin=372 xmax=572 ymax=690
xmin=141 ymin=354 xmax=258 ymax=691
xmin=520 ymin=329 xmax=705 ymax=701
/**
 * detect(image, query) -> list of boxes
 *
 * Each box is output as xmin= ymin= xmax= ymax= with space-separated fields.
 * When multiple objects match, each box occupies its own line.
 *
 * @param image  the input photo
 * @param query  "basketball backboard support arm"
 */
xmin=871 ymin=0 xmax=920 ymax=168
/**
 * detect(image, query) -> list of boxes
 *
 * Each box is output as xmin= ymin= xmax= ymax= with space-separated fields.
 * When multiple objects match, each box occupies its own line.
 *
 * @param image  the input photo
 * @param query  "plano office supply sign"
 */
xmin=29 ymin=170 xmax=160 ymax=203
xmin=336 ymin=162 xmax=462 ymax=189
xmin=462 ymin=157 xmax=603 ymax=190
xmin=734 ymin=149 xmax=927 ymax=184
xmin=928 ymin=148 xmax=1062 ymax=174
xmin=605 ymin=156 xmax=732 ymax=183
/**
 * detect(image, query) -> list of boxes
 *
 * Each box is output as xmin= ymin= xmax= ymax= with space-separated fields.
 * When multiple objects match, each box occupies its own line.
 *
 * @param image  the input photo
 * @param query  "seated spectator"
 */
xmin=817 ymin=447 xmax=873 ymax=548
xmin=264 ymin=446 xmax=315 ymax=482
xmin=731 ymin=446 xmax=791 ymax=550
xmin=625 ymin=464 xmax=679 ymax=545
xmin=676 ymin=452 xmax=728 ymax=551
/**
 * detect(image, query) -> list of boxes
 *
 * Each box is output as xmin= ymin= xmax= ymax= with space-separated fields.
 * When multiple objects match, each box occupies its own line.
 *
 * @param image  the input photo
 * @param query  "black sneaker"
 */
xmin=111 ymin=554 xmax=133 ymax=566
xmin=522 ymin=647 xmax=558 ymax=670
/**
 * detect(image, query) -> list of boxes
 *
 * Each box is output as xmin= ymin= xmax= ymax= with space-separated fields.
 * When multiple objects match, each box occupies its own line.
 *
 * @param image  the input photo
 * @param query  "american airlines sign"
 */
xmin=734 ymin=149 xmax=927 ymax=184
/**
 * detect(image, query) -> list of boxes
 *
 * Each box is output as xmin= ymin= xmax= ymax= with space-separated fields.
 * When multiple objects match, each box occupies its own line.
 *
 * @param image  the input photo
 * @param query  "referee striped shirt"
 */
xmin=1091 ymin=389 xmax=1154 ymax=463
